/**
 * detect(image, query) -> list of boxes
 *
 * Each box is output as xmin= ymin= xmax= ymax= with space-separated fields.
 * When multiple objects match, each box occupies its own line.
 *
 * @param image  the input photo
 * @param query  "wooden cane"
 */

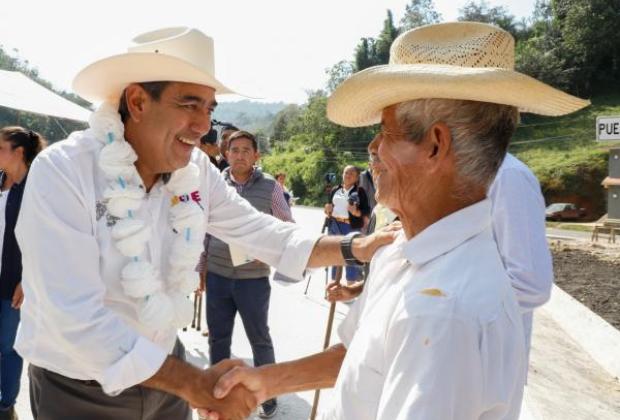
xmin=196 ymin=291 xmax=203 ymax=331
xmin=191 ymin=292 xmax=199 ymax=329
xmin=309 ymin=264 xmax=343 ymax=420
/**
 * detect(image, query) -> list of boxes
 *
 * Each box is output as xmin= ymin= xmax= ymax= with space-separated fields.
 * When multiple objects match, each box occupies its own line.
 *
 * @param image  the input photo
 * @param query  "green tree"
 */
xmin=270 ymin=104 xmax=301 ymax=145
xmin=354 ymin=37 xmax=378 ymax=71
xmin=552 ymin=0 xmax=620 ymax=95
xmin=458 ymin=1 xmax=522 ymax=40
xmin=375 ymin=10 xmax=400 ymax=64
xmin=400 ymin=0 xmax=442 ymax=31
xmin=325 ymin=60 xmax=355 ymax=92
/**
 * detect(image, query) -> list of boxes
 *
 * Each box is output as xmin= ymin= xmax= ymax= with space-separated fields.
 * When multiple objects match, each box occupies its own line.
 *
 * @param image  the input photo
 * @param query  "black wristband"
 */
xmin=340 ymin=232 xmax=364 ymax=266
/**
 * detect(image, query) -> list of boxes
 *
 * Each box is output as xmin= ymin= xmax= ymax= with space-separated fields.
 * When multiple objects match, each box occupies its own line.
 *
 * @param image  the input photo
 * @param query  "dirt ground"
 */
xmin=551 ymin=240 xmax=620 ymax=330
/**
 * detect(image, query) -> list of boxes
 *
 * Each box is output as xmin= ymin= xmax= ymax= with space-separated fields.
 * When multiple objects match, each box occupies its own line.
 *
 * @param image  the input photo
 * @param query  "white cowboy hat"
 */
xmin=72 ymin=27 xmax=236 ymax=104
xmin=327 ymin=22 xmax=590 ymax=127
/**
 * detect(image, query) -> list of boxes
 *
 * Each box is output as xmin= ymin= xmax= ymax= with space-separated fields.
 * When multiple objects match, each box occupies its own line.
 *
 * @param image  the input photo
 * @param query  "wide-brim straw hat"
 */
xmin=73 ymin=27 xmax=236 ymax=104
xmin=327 ymin=22 xmax=590 ymax=127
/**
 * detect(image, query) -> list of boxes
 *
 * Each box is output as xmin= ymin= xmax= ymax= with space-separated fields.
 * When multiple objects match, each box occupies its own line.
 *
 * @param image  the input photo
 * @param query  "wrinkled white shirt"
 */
xmin=325 ymin=200 xmax=526 ymax=420
xmin=15 ymin=130 xmax=317 ymax=395
xmin=489 ymin=153 xmax=553 ymax=350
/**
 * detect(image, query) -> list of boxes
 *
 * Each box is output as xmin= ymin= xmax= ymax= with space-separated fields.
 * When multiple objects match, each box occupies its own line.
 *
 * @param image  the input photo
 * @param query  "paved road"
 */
xmin=13 ymin=206 xmax=619 ymax=419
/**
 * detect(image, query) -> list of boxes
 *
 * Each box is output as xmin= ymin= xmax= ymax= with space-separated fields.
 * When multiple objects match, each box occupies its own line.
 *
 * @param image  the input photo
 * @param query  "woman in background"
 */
xmin=0 ymin=126 xmax=46 ymax=420
xmin=324 ymin=165 xmax=370 ymax=285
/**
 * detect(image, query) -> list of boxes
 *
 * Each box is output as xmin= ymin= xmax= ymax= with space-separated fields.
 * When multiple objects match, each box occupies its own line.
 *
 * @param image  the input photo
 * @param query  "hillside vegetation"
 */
xmin=262 ymin=0 xmax=620 ymax=214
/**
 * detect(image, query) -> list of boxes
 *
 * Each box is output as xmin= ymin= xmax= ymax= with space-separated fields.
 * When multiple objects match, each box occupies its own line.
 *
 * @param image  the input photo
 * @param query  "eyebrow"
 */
xmin=176 ymin=95 xmax=218 ymax=109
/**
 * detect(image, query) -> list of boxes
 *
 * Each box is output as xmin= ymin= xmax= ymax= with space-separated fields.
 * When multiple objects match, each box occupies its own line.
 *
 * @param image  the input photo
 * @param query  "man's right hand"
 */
xmin=186 ymin=359 xmax=258 ymax=420
xmin=198 ymin=269 xmax=207 ymax=293
xmin=197 ymin=365 xmax=269 ymax=420
xmin=324 ymin=203 xmax=333 ymax=216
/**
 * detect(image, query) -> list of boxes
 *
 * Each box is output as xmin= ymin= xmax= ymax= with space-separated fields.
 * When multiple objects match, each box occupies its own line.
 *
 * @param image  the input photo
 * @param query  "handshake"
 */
xmin=186 ymin=359 xmax=269 ymax=420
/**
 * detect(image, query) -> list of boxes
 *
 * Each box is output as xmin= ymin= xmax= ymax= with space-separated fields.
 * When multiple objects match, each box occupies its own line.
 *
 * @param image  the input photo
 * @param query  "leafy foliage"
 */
xmin=400 ymin=0 xmax=442 ymax=31
xmin=265 ymin=0 xmax=620 ymax=214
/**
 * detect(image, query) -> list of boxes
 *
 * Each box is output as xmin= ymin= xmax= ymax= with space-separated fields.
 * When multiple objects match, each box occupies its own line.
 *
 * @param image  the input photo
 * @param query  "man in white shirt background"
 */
xmin=14 ymin=27 xmax=395 ymax=420
xmin=489 ymin=153 xmax=554 ymax=363
xmin=206 ymin=22 xmax=589 ymax=419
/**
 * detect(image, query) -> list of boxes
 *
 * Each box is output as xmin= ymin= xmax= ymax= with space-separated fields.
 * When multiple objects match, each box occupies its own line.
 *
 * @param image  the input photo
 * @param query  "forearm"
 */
xmin=142 ymin=356 xmax=201 ymax=401
xmin=259 ymin=344 xmax=346 ymax=399
xmin=307 ymin=235 xmax=345 ymax=268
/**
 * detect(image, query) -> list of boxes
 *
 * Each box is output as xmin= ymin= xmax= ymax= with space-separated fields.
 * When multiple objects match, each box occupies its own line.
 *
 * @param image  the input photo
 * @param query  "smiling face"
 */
xmin=123 ymin=82 xmax=217 ymax=179
xmin=342 ymin=166 xmax=359 ymax=188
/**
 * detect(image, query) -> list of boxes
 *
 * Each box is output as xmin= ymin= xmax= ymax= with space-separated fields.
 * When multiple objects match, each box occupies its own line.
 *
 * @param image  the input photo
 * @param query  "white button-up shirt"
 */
xmin=489 ymin=153 xmax=553 ymax=350
xmin=14 ymin=130 xmax=317 ymax=395
xmin=325 ymin=200 xmax=526 ymax=420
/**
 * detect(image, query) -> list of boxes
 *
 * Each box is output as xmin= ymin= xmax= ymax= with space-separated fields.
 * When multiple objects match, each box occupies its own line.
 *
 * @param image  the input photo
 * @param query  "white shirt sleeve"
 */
xmin=204 ymin=162 xmax=318 ymax=279
xmin=15 ymin=155 xmax=167 ymax=395
xmin=376 ymin=313 xmax=484 ymax=420
xmin=489 ymin=167 xmax=553 ymax=312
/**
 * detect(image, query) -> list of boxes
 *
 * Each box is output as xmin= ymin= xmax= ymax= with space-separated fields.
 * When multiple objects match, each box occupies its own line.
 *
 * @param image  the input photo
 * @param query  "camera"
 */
xmin=200 ymin=127 xmax=218 ymax=145
xmin=324 ymin=172 xmax=337 ymax=185
xmin=348 ymin=191 xmax=360 ymax=207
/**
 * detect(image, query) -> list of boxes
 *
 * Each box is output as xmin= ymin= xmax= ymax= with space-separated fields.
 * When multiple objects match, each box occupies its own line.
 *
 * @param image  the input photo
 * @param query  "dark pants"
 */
xmin=0 ymin=299 xmax=22 ymax=410
xmin=206 ymin=272 xmax=275 ymax=369
xmin=28 ymin=340 xmax=190 ymax=420
xmin=328 ymin=220 xmax=363 ymax=281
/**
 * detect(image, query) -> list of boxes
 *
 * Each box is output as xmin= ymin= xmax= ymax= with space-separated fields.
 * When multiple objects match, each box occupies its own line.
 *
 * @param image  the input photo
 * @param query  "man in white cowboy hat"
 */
xmin=207 ymin=22 xmax=589 ymax=419
xmin=13 ymin=27 xmax=395 ymax=420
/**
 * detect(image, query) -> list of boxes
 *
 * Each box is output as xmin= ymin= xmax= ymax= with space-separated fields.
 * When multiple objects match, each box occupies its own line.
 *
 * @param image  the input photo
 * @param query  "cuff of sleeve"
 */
xmin=100 ymin=336 xmax=168 ymax=396
xmin=276 ymin=232 xmax=323 ymax=281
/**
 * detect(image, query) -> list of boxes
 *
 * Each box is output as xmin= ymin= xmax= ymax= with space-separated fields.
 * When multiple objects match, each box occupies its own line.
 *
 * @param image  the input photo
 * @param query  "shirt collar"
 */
xmin=227 ymin=167 xmax=257 ymax=186
xmin=401 ymin=199 xmax=492 ymax=267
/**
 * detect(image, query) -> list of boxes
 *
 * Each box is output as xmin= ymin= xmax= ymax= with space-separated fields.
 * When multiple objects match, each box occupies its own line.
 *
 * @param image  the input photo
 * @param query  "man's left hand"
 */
xmin=12 ymin=283 xmax=24 ymax=309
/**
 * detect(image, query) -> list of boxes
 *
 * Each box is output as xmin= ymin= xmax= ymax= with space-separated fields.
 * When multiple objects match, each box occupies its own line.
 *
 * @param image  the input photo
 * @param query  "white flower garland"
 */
xmin=90 ymin=103 xmax=206 ymax=331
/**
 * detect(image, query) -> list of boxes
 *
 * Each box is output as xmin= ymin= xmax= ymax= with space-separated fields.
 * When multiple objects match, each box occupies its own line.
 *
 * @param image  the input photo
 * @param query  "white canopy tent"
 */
xmin=0 ymin=69 xmax=91 ymax=122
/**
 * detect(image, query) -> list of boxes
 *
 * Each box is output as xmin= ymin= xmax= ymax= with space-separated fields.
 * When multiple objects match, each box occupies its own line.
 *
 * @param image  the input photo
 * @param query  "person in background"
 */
xmin=0 ymin=126 xmax=46 ymax=420
xmin=274 ymin=173 xmax=292 ymax=207
xmin=200 ymin=130 xmax=293 ymax=418
xmin=216 ymin=124 xmax=239 ymax=171
xmin=199 ymin=128 xmax=220 ymax=167
xmin=326 ymin=135 xmax=397 ymax=303
xmin=358 ymin=138 xmax=377 ymax=214
xmin=324 ymin=165 xmax=371 ymax=285
xmin=488 ymin=152 xmax=553 ymax=370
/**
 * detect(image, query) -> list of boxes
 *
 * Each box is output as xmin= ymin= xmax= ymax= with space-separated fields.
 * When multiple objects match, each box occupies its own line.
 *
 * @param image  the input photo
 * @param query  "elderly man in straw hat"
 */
xmin=13 ymin=27 xmax=395 ymax=420
xmin=208 ymin=22 xmax=589 ymax=419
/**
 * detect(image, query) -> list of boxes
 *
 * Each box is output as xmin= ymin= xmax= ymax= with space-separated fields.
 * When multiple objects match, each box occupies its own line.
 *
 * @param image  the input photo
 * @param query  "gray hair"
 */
xmin=395 ymin=99 xmax=519 ymax=198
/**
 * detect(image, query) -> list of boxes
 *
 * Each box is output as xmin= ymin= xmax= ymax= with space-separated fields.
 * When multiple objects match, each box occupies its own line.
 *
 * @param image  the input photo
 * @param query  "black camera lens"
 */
xmin=201 ymin=128 xmax=218 ymax=145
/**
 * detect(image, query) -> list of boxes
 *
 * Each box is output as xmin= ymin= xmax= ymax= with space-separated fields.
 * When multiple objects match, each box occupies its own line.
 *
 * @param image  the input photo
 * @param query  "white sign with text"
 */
xmin=596 ymin=116 xmax=620 ymax=141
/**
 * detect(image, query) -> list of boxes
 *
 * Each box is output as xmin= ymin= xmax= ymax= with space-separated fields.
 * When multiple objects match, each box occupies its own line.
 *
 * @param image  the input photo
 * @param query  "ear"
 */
xmin=124 ymin=84 xmax=150 ymax=123
xmin=426 ymin=122 xmax=452 ymax=170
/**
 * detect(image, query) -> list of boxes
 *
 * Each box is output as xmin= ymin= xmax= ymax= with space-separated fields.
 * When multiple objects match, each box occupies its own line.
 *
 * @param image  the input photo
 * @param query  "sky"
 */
xmin=0 ymin=0 xmax=536 ymax=104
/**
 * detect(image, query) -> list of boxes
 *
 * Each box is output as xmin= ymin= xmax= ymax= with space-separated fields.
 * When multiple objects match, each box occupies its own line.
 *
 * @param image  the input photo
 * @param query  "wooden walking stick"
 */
xmin=191 ymin=292 xmax=199 ymax=329
xmin=196 ymin=291 xmax=203 ymax=331
xmin=309 ymin=264 xmax=343 ymax=420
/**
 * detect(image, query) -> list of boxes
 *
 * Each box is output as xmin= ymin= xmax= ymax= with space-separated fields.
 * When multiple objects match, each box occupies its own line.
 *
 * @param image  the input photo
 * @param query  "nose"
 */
xmin=191 ymin=110 xmax=212 ymax=137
